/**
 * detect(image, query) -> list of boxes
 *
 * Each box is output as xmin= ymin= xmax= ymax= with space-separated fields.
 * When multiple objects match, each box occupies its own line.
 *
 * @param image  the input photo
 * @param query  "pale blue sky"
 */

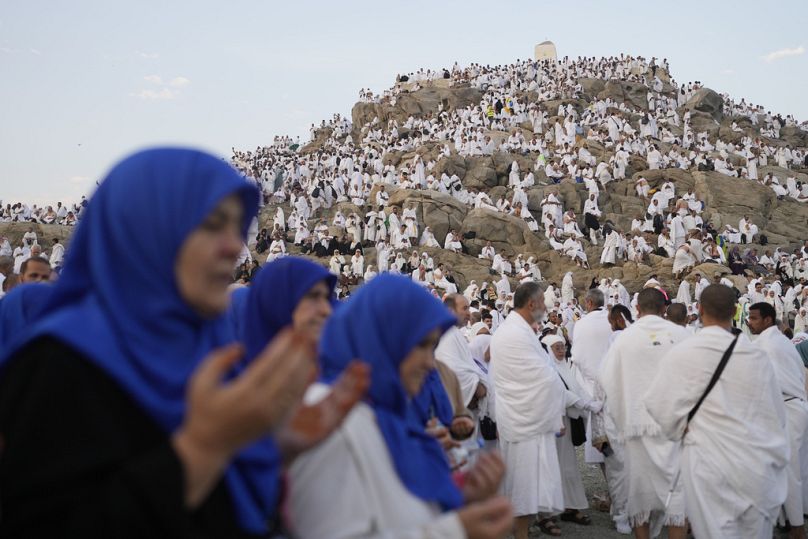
xmin=1 ymin=0 xmax=806 ymax=206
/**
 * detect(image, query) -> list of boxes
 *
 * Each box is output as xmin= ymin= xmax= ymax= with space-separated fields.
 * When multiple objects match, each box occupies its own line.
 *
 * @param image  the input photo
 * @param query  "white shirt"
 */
xmin=756 ymin=325 xmax=807 ymax=401
xmin=288 ymin=384 xmax=465 ymax=539
xmin=644 ymin=327 xmax=789 ymax=518
xmin=599 ymin=315 xmax=691 ymax=439
xmin=490 ymin=311 xmax=565 ymax=441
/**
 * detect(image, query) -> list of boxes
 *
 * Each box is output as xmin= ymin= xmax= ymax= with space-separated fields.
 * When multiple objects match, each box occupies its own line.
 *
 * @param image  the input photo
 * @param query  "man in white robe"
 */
xmin=748 ymin=301 xmax=808 ymax=539
xmin=599 ymin=288 xmax=690 ymax=538
xmin=600 ymin=229 xmax=620 ymax=266
xmin=436 ymin=293 xmax=488 ymax=414
xmin=645 ymin=285 xmax=789 ymax=539
xmin=571 ymin=288 xmax=612 ymax=466
xmin=491 ymin=282 xmax=565 ymax=539
xmin=572 ymin=289 xmax=631 ymax=531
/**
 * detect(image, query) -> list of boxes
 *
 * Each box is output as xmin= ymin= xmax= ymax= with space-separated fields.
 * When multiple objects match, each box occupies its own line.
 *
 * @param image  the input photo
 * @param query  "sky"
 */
xmin=1 ymin=0 xmax=807 ymax=206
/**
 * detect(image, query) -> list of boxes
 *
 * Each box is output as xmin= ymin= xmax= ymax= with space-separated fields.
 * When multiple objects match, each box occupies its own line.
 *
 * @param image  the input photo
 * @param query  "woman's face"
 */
xmin=550 ymin=342 xmax=566 ymax=360
xmin=175 ymin=195 xmax=244 ymax=318
xmin=399 ymin=328 xmax=442 ymax=397
xmin=292 ymin=280 xmax=333 ymax=341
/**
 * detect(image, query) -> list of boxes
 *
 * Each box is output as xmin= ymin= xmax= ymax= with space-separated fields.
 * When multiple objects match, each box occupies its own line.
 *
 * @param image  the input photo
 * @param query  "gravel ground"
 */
xmin=522 ymin=448 xmax=629 ymax=538
xmin=514 ymin=448 xmax=790 ymax=538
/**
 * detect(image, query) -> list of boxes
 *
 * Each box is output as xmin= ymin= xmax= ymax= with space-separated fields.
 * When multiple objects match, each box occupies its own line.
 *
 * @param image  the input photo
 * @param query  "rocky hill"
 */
xmin=5 ymin=58 xmax=808 ymax=298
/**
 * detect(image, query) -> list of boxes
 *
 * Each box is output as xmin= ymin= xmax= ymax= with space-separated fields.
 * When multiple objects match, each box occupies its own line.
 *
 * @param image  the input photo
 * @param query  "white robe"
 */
xmin=644 ymin=328 xmax=789 ymax=539
xmin=600 ymin=230 xmax=619 ymax=265
xmin=561 ymin=272 xmax=575 ymax=304
xmin=675 ymin=280 xmax=691 ymax=305
xmin=288 ymin=384 xmax=465 ymax=539
xmin=755 ymin=326 xmax=808 ymax=527
xmin=555 ymin=357 xmax=591 ymax=510
xmin=435 ymin=326 xmax=486 ymax=409
xmin=570 ymin=308 xmax=612 ymax=464
xmin=599 ymin=315 xmax=691 ymax=528
xmin=491 ymin=311 xmax=565 ymax=516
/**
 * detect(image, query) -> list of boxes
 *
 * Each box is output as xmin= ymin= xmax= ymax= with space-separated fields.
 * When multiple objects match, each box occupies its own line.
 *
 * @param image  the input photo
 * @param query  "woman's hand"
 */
xmin=426 ymin=418 xmax=460 ymax=451
xmin=457 ymin=496 xmax=513 ymax=539
xmin=450 ymin=415 xmax=476 ymax=440
xmin=275 ymin=361 xmax=370 ymax=465
xmin=462 ymin=451 xmax=505 ymax=503
xmin=173 ymin=329 xmax=317 ymax=507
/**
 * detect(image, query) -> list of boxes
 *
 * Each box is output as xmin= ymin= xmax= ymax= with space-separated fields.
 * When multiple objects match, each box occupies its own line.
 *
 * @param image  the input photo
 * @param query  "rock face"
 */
xmin=461 ymin=208 xmax=544 ymax=257
xmin=684 ymin=88 xmax=723 ymax=120
xmin=598 ymin=80 xmax=650 ymax=111
xmin=17 ymin=60 xmax=808 ymax=302
xmin=351 ymin=84 xmax=483 ymax=137
xmin=387 ymin=189 xmax=468 ymax=242
xmin=0 ymin=222 xmax=73 ymax=251
xmin=693 ymin=171 xmax=775 ymax=230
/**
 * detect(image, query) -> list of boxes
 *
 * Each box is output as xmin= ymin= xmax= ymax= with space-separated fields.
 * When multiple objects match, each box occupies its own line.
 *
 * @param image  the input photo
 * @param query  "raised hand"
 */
xmin=275 ymin=360 xmax=371 ymax=465
xmin=457 ymin=496 xmax=513 ymax=539
xmin=426 ymin=417 xmax=460 ymax=451
xmin=462 ymin=451 xmax=505 ymax=504
xmin=450 ymin=415 xmax=476 ymax=440
xmin=173 ymin=329 xmax=317 ymax=507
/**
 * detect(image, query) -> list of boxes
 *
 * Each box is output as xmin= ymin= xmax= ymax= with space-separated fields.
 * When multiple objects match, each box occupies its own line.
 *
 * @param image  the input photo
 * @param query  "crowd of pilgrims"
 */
xmin=0 ymin=198 xmax=86 ymax=225
xmin=226 ymin=55 xmax=808 ymax=333
xmin=1 ymin=147 xmax=808 ymax=539
xmin=0 ymin=54 xmax=808 ymax=538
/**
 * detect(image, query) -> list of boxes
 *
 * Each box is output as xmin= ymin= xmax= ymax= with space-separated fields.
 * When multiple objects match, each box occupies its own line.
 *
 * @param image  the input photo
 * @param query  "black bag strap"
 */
xmin=687 ymin=332 xmax=740 ymax=423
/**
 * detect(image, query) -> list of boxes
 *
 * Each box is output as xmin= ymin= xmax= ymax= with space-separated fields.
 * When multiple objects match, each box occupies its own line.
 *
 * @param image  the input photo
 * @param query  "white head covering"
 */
xmin=541 ymin=334 xmax=565 ymax=348
xmin=469 ymin=334 xmax=492 ymax=363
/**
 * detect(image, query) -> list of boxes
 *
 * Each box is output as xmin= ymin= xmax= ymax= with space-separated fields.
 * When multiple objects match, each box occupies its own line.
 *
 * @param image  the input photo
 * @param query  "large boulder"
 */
xmin=577 ymin=78 xmax=605 ymax=95
xmin=0 ymin=222 xmax=74 ymax=251
xmin=765 ymin=200 xmax=808 ymax=244
xmin=693 ymin=171 xmax=775 ymax=230
xmin=780 ymin=126 xmax=808 ymax=149
xmin=461 ymin=208 xmax=543 ymax=257
xmin=684 ymin=88 xmax=723 ymax=121
xmin=388 ymin=189 xmax=468 ymax=243
xmin=598 ymin=81 xmax=649 ymax=111
xmin=351 ymin=84 xmax=483 ymax=132
xmin=623 ymin=168 xmax=696 ymax=195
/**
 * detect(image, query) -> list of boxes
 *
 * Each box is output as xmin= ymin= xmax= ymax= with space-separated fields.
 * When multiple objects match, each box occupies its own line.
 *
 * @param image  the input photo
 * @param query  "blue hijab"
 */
xmin=0 ymin=148 xmax=280 ymax=534
xmin=225 ymin=286 xmax=250 ymax=342
xmin=409 ymin=368 xmax=455 ymax=430
xmin=242 ymin=257 xmax=336 ymax=361
xmin=0 ymin=283 xmax=53 ymax=350
xmin=319 ymin=274 xmax=463 ymax=510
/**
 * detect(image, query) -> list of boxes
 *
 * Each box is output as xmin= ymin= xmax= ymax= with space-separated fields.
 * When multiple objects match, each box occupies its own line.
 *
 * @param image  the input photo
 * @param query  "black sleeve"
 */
xmin=0 ymin=337 xmax=251 ymax=539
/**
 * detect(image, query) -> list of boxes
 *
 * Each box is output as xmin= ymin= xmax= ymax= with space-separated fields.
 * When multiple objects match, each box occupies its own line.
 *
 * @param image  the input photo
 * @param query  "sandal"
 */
xmin=537 ymin=517 xmax=562 ymax=536
xmin=559 ymin=509 xmax=592 ymax=525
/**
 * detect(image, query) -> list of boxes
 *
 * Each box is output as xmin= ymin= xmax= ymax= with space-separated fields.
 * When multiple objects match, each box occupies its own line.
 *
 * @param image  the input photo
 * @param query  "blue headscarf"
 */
xmin=0 ymin=148 xmax=280 ymax=534
xmin=0 ymin=283 xmax=53 ymax=350
xmin=409 ymin=369 xmax=455 ymax=429
xmin=225 ymin=286 xmax=250 ymax=342
xmin=319 ymin=274 xmax=463 ymax=510
xmin=242 ymin=257 xmax=336 ymax=361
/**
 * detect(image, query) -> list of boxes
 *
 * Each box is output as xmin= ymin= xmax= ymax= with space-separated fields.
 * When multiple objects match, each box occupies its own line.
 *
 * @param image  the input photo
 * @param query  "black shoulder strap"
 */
xmin=558 ymin=372 xmax=570 ymax=391
xmin=687 ymin=333 xmax=740 ymax=423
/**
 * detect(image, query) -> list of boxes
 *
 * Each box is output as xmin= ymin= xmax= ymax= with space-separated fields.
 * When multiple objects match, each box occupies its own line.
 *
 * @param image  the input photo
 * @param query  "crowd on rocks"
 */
xmin=228 ymin=55 xmax=808 ymax=332
xmin=3 ymin=52 xmax=808 ymax=538
xmin=0 ymin=198 xmax=86 ymax=225
xmin=3 ymin=148 xmax=808 ymax=539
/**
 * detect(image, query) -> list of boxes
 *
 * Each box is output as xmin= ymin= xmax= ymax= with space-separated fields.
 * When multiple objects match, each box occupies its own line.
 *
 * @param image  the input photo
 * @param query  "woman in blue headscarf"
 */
xmin=241 ymin=256 xmax=336 ymax=358
xmin=0 ymin=148 xmax=347 ymax=538
xmin=285 ymin=274 xmax=513 ymax=539
xmin=0 ymin=282 xmax=52 ymax=349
